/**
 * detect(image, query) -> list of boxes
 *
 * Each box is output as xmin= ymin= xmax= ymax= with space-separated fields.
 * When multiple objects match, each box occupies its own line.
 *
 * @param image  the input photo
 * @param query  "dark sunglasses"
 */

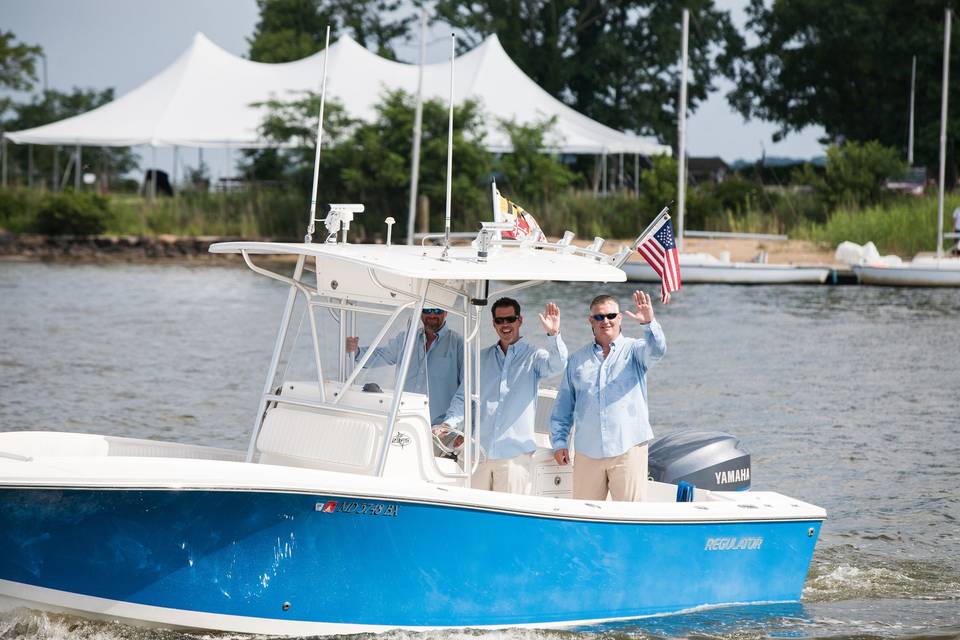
xmin=591 ymin=312 xmax=620 ymax=321
xmin=493 ymin=315 xmax=519 ymax=324
xmin=421 ymin=308 xmax=445 ymax=315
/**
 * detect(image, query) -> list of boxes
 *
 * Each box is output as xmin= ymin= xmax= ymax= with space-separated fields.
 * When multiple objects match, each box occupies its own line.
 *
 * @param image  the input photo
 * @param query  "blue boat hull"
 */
xmin=0 ymin=488 xmax=821 ymax=629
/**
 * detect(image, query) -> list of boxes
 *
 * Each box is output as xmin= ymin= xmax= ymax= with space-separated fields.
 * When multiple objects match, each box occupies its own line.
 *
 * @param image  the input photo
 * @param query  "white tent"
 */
xmin=3 ymin=33 xmax=668 ymax=156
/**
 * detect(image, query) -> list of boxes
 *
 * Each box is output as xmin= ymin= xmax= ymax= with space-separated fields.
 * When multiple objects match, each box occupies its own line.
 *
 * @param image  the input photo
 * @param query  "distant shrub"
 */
xmin=35 ymin=192 xmax=112 ymax=236
xmin=793 ymin=141 xmax=907 ymax=211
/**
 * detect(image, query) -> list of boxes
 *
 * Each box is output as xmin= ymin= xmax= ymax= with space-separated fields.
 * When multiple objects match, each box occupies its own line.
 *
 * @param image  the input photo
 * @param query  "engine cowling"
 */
xmin=648 ymin=430 xmax=751 ymax=491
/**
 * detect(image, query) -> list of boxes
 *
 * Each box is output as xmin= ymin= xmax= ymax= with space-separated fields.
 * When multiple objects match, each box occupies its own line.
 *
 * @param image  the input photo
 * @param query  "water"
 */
xmin=1 ymin=262 xmax=958 ymax=639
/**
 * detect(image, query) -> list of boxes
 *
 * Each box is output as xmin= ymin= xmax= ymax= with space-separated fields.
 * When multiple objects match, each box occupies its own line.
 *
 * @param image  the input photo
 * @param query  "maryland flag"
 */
xmin=491 ymin=181 xmax=547 ymax=242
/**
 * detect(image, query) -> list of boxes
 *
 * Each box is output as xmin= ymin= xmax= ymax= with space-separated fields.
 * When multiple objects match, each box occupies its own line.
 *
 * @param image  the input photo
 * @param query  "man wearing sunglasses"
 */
xmin=549 ymin=290 xmax=666 ymax=501
xmin=437 ymin=297 xmax=566 ymax=494
xmin=346 ymin=308 xmax=463 ymax=425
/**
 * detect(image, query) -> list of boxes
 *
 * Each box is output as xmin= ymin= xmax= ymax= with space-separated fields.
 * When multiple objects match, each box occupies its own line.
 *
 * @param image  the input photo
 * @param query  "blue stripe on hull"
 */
xmin=0 ymin=488 xmax=820 ymax=627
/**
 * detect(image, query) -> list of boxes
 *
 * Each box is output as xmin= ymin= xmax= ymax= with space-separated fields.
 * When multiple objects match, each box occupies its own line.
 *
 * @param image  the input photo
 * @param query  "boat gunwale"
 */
xmin=0 ymin=480 xmax=826 ymax=525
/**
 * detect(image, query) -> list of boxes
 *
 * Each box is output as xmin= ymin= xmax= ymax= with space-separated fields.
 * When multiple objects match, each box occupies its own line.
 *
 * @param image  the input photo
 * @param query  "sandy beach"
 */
xmin=611 ymin=237 xmax=838 ymax=267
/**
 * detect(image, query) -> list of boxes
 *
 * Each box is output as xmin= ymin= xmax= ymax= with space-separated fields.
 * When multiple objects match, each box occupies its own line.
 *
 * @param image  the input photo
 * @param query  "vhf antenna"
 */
xmin=305 ymin=25 xmax=332 ymax=244
xmin=441 ymin=33 xmax=455 ymax=259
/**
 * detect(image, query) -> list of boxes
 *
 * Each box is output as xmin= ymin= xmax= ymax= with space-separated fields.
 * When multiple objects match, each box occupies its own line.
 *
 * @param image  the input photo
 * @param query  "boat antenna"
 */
xmin=441 ymin=33 xmax=455 ymax=259
xmin=305 ymin=25 xmax=332 ymax=244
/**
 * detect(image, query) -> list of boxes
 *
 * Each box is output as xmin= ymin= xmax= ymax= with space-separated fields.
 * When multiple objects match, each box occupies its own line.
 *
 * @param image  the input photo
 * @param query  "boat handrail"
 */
xmin=329 ymin=301 xmax=413 ymax=405
xmin=241 ymin=250 xmax=314 ymax=298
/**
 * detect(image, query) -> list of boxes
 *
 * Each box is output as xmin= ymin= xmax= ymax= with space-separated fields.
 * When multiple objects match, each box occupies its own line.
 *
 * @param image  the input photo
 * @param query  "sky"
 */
xmin=2 ymin=0 xmax=827 ymax=181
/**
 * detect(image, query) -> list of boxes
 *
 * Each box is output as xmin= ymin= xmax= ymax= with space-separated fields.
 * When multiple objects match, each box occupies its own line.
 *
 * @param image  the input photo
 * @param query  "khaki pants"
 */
xmin=573 ymin=443 xmax=648 ymax=501
xmin=472 ymin=453 xmax=533 ymax=494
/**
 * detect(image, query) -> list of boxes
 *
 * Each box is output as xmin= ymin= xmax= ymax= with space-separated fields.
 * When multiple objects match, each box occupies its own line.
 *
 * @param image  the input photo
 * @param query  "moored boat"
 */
xmin=853 ymin=256 xmax=960 ymax=286
xmin=624 ymin=252 xmax=831 ymax=285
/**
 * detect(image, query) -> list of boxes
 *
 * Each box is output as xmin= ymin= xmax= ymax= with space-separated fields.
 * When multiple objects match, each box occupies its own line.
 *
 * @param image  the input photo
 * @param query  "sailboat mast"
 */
xmin=908 ymin=55 xmax=916 ymax=165
xmin=676 ymin=9 xmax=689 ymax=253
xmin=406 ymin=8 xmax=427 ymax=245
xmin=938 ymin=9 xmax=951 ymax=259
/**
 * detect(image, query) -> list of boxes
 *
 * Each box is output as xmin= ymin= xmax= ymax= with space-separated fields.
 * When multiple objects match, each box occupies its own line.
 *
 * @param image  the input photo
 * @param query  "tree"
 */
xmin=1 ymin=88 xmax=138 ymax=188
xmin=256 ymin=89 xmax=493 ymax=235
xmin=729 ymin=0 xmax=957 ymax=174
xmin=430 ymin=0 xmax=743 ymax=146
xmin=248 ymin=0 xmax=414 ymax=62
xmin=496 ymin=117 xmax=576 ymax=210
xmin=0 ymin=30 xmax=43 ymax=117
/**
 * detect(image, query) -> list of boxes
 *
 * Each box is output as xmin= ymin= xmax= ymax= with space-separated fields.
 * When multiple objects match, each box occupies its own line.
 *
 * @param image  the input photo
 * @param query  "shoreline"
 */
xmin=0 ymin=232 xmax=842 ymax=267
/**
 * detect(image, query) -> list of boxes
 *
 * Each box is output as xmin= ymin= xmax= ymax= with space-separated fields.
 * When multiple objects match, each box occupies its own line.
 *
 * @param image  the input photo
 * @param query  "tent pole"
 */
xmin=28 ymin=145 xmax=33 ymax=188
xmin=151 ymin=146 xmax=157 ymax=200
xmin=618 ymin=152 xmax=624 ymax=190
xmin=52 ymin=145 xmax=58 ymax=192
xmin=634 ymin=153 xmax=639 ymax=199
xmin=173 ymin=145 xmax=178 ymax=191
xmin=75 ymin=145 xmax=82 ymax=191
xmin=1 ymin=138 xmax=7 ymax=188
xmin=406 ymin=7 xmax=427 ymax=245
xmin=602 ymin=150 xmax=607 ymax=195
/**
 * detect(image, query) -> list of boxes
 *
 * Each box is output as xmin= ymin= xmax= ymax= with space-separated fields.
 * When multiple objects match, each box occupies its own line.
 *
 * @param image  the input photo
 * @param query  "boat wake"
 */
xmin=804 ymin=545 xmax=960 ymax=602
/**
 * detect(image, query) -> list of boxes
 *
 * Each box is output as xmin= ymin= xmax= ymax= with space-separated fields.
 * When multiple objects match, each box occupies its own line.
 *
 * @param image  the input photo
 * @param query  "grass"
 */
xmin=797 ymin=193 xmax=960 ymax=256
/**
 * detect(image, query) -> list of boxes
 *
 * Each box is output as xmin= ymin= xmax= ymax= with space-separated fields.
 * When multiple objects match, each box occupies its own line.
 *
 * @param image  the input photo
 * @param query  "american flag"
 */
xmin=637 ymin=216 xmax=681 ymax=303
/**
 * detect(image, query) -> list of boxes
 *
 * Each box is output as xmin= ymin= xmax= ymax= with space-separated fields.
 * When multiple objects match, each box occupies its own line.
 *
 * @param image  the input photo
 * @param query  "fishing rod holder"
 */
xmin=475 ymin=221 xmax=513 ymax=262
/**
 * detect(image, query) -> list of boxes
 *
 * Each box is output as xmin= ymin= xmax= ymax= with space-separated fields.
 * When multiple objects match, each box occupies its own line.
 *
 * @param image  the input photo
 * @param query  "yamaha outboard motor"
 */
xmin=648 ymin=430 xmax=751 ymax=491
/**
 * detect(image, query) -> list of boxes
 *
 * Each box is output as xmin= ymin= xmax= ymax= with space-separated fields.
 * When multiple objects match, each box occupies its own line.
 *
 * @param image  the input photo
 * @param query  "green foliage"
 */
xmin=255 ymin=89 xmax=492 ymax=236
xmin=730 ymin=0 xmax=957 ymax=175
xmin=35 ymin=192 xmax=112 ymax=236
xmin=793 ymin=141 xmax=907 ymax=211
xmin=800 ymin=193 xmax=960 ymax=257
xmin=636 ymin=154 xmax=677 ymax=216
xmin=108 ymin=189 xmax=307 ymax=238
xmin=0 ymin=31 xmax=42 ymax=116
xmin=542 ymin=191 xmax=657 ymax=239
xmin=495 ymin=118 xmax=576 ymax=211
xmin=0 ymin=188 xmax=43 ymax=232
xmin=248 ymin=0 xmax=413 ymax=62
xmin=432 ymin=1 xmax=742 ymax=145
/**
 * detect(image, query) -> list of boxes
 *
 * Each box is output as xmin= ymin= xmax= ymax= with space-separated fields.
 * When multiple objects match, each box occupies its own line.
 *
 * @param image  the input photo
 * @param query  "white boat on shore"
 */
xmin=624 ymin=252 xmax=831 ymax=285
xmin=853 ymin=255 xmax=960 ymax=286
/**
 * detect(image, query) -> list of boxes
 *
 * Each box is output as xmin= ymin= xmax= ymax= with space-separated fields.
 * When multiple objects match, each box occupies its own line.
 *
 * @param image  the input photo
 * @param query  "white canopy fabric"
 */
xmin=4 ymin=32 xmax=669 ymax=156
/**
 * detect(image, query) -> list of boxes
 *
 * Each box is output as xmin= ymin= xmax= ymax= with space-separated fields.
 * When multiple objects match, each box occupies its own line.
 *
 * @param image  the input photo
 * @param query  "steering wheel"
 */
xmin=432 ymin=425 xmax=486 ymax=461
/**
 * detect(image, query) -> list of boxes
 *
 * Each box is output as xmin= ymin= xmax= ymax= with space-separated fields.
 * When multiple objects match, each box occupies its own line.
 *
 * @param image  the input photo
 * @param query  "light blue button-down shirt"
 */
xmin=444 ymin=334 xmax=567 ymax=460
xmin=550 ymin=320 xmax=666 ymax=459
xmin=357 ymin=324 xmax=464 ymax=425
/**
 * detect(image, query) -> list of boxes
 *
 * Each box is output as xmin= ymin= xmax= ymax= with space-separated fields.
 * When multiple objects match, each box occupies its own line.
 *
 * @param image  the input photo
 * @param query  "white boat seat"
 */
xmin=256 ymin=405 xmax=384 ymax=474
